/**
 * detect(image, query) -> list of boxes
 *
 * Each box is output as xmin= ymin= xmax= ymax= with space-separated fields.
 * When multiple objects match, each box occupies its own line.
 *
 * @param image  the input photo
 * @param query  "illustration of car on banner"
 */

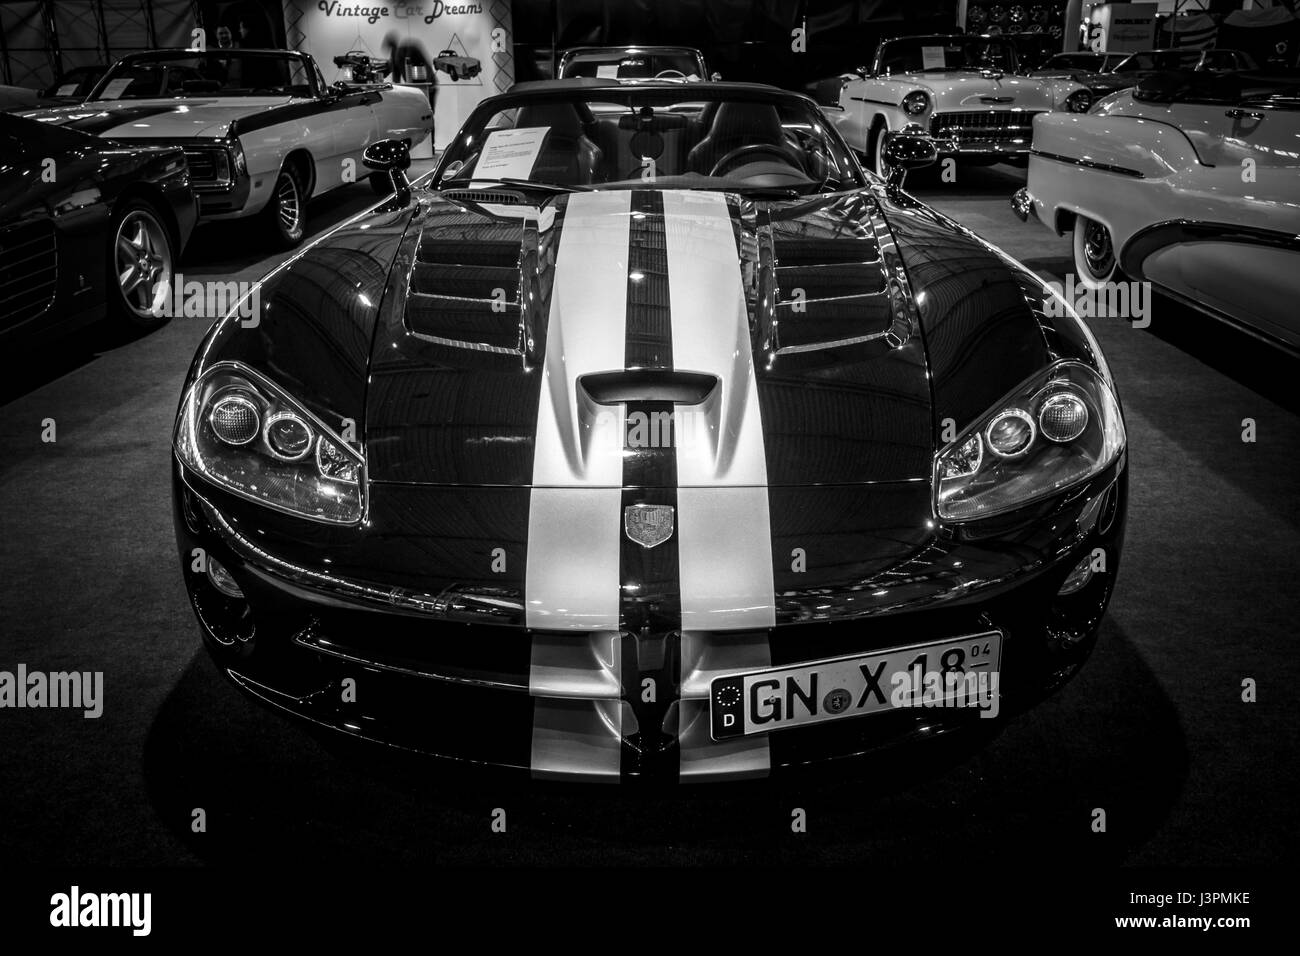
xmin=820 ymin=34 xmax=1092 ymax=177
xmin=20 ymin=49 xmax=432 ymax=248
xmin=433 ymin=49 xmax=482 ymax=81
xmin=1013 ymin=70 xmax=1300 ymax=353
xmin=0 ymin=111 xmax=197 ymax=346
xmin=172 ymin=77 xmax=1127 ymax=782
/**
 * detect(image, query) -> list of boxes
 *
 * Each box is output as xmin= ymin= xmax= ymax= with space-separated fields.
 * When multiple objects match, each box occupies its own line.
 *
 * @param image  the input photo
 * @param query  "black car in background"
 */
xmin=0 ymin=112 xmax=197 ymax=346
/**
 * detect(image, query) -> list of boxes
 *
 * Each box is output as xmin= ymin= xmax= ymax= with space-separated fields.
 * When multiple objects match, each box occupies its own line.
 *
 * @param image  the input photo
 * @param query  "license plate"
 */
xmin=709 ymin=632 xmax=1003 ymax=739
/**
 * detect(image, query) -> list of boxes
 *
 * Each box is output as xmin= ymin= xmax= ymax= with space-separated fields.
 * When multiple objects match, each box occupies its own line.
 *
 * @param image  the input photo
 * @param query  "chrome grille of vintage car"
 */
xmin=0 ymin=220 xmax=57 ymax=332
xmin=929 ymin=110 xmax=1041 ymax=149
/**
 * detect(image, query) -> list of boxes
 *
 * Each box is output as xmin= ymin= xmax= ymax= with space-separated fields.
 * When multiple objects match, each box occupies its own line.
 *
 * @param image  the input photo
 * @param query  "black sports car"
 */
xmin=173 ymin=79 xmax=1127 ymax=782
xmin=0 ymin=111 xmax=197 ymax=345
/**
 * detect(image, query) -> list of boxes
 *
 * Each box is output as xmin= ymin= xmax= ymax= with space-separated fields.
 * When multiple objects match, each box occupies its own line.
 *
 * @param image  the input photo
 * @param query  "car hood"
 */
xmin=903 ymin=72 xmax=1060 ymax=109
xmin=363 ymin=187 xmax=1051 ymax=489
xmin=18 ymin=96 xmax=301 ymax=138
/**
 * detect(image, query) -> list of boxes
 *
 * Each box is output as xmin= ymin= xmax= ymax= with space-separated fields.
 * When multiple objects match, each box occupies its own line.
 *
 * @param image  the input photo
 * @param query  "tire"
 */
xmin=870 ymin=123 xmax=890 ymax=179
xmin=1072 ymin=215 xmax=1121 ymax=290
xmin=262 ymin=163 xmax=306 ymax=250
xmin=108 ymin=199 xmax=174 ymax=331
xmin=448 ymin=67 xmax=459 ymax=82
xmin=369 ymin=171 xmax=393 ymax=196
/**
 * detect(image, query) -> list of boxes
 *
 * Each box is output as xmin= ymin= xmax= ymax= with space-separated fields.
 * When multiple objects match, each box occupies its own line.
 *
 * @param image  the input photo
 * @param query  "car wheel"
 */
xmin=1073 ymin=215 xmax=1120 ymax=290
xmin=263 ymin=164 xmax=306 ymax=249
xmin=448 ymin=67 xmax=459 ymax=82
xmin=108 ymin=200 xmax=173 ymax=331
xmin=871 ymin=125 xmax=891 ymax=180
xmin=369 ymin=171 xmax=393 ymax=196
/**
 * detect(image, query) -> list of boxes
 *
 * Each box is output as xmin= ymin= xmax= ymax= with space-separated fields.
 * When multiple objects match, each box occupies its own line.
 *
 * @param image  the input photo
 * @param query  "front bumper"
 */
xmin=173 ymin=459 xmax=1128 ymax=783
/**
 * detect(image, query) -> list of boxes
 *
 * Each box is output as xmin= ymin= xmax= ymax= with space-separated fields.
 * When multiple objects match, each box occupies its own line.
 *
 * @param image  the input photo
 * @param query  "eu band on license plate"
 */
xmin=709 ymin=632 xmax=1003 ymax=740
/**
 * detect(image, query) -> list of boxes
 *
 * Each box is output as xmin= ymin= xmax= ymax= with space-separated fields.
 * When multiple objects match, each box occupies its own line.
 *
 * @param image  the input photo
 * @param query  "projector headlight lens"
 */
xmin=174 ymin=362 xmax=365 ymax=524
xmin=935 ymin=361 xmax=1124 ymax=520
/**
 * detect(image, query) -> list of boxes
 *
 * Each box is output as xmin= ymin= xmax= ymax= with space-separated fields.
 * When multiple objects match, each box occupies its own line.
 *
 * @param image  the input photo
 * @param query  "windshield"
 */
xmin=435 ymin=89 xmax=865 ymax=196
xmin=89 ymin=52 xmax=315 ymax=100
xmin=877 ymin=36 xmax=1020 ymax=74
xmin=560 ymin=50 xmax=704 ymax=80
xmin=1116 ymin=51 xmax=1201 ymax=73
xmin=1043 ymin=53 xmax=1104 ymax=72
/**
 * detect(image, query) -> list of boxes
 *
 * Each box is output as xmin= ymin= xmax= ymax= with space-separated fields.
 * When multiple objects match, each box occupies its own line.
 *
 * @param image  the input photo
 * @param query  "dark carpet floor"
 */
xmin=1 ymin=163 xmax=1296 ymax=866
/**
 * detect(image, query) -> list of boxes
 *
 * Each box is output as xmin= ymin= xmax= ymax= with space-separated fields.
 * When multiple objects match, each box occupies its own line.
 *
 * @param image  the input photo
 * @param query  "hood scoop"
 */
xmin=406 ymin=230 xmax=526 ymax=355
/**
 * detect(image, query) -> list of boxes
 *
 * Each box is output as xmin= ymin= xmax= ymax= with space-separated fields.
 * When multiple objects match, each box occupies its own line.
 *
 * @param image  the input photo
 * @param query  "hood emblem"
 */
xmin=624 ymin=504 xmax=675 ymax=549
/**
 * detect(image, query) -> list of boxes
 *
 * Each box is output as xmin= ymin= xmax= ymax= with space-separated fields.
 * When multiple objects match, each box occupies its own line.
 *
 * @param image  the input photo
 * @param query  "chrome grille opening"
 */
xmin=182 ymin=147 xmax=231 ymax=188
xmin=930 ymin=110 xmax=1040 ymax=150
xmin=0 ymin=220 xmax=57 ymax=332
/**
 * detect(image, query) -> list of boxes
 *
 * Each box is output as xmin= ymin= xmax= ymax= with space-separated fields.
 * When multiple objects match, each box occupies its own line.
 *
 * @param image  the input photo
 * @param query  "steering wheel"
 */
xmin=654 ymin=69 xmax=687 ymax=79
xmin=709 ymin=143 xmax=800 ymax=177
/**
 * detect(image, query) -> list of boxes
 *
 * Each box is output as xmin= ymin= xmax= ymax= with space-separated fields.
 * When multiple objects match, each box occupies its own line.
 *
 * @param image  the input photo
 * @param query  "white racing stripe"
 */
xmin=525 ymin=190 xmax=631 ymax=630
xmin=663 ymin=190 xmax=776 ymax=632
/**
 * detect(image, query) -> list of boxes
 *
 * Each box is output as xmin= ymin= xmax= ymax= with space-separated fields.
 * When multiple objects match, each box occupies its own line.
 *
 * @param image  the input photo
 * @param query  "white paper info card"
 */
xmin=475 ymin=127 xmax=550 ymax=180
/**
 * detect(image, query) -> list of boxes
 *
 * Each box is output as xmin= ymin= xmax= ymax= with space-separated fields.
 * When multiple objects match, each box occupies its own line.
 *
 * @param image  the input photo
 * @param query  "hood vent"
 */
xmin=441 ymin=189 xmax=526 ymax=206
xmin=769 ymin=234 xmax=893 ymax=355
xmin=406 ymin=234 xmax=525 ymax=355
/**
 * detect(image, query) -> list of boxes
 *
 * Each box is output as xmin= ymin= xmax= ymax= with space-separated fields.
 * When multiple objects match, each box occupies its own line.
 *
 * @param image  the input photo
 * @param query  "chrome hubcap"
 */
xmin=1083 ymin=220 xmax=1114 ymax=277
xmin=115 ymin=211 xmax=171 ymax=318
xmin=277 ymin=173 xmax=301 ymax=234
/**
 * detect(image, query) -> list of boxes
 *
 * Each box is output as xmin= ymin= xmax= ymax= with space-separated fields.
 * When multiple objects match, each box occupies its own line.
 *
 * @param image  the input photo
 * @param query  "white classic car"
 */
xmin=1013 ymin=72 xmax=1300 ymax=353
xmin=820 ymin=34 xmax=1092 ymax=176
xmin=22 ymin=49 xmax=432 ymax=248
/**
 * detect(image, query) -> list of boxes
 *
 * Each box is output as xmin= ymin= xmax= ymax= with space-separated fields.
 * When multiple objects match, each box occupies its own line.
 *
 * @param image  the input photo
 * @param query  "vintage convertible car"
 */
xmin=173 ymin=79 xmax=1128 ymax=782
xmin=1030 ymin=51 xmax=1133 ymax=99
xmin=821 ymin=34 xmax=1091 ymax=175
xmin=1013 ymin=71 xmax=1300 ymax=352
xmin=0 ymin=111 xmax=196 ymax=345
xmin=21 ymin=49 xmax=431 ymax=248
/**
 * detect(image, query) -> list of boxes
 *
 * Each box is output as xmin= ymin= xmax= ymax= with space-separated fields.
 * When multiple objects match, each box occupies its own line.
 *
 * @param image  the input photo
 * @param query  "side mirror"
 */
xmin=855 ymin=65 xmax=870 ymax=78
xmin=880 ymin=130 xmax=938 ymax=191
xmin=363 ymin=138 xmax=412 ymax=200
xmin=710 ymin=71 xmax=722 ymax=81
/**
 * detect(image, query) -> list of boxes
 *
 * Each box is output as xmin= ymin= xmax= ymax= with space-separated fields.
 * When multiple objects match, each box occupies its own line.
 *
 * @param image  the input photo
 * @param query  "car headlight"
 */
xmin=174 ymin=362 xmax=365 ymax=524
xmin=1064 ymin=89 xmax=1092 ymax=113
xmin=230 ymin=139 xmax=247 ymax=176
xmin=935 ymin=361 xmax=1123 ymax=521
xmin=902 ymin=91 xmax=930 ymax=115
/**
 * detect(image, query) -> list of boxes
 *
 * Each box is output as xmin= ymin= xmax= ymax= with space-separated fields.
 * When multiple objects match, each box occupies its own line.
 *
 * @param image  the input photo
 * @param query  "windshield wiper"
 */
xmin=445 ymin=177 xmax=594 ymax=193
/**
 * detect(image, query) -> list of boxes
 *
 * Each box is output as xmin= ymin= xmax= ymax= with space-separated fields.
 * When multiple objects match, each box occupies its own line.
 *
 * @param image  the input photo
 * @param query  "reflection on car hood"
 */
xmin=17 ymin=96 xmax=302 ymax=138
xmin=362 ymin=186 xmax=1049 ymax=489
xmin=896 ymin=72 xmax=1060 ymax=109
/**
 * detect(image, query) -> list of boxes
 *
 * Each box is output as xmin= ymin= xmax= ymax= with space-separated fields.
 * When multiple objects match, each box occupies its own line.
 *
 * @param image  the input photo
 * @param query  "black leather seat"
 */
xmin=513 ymin=103 xmax=604 ymax=184
xmin=686 ymin=101 xmax=801 ymax=175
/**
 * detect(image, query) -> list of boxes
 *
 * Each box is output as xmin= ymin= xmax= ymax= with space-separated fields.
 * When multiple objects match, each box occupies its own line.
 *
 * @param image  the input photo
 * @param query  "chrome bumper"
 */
xmin=1011 ymin=186 xmax=1035 ymax=224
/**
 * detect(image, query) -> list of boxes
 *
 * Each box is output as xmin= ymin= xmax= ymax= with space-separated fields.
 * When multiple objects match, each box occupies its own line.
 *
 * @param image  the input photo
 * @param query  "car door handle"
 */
xmin=1225 ymin=108 xmax=1263 ymax=120
xmin=578 ymin=370 xmax=719 ymax=405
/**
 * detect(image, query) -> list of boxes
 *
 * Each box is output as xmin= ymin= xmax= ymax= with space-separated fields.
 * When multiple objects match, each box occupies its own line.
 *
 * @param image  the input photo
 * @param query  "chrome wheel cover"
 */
xmin=114 ymin=209 xmax=171 ymax=319
xmin=1082 ymin=219 xmax=1115 ymax=278
xmin=276 ymin=171 xmax=302 ymax=235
